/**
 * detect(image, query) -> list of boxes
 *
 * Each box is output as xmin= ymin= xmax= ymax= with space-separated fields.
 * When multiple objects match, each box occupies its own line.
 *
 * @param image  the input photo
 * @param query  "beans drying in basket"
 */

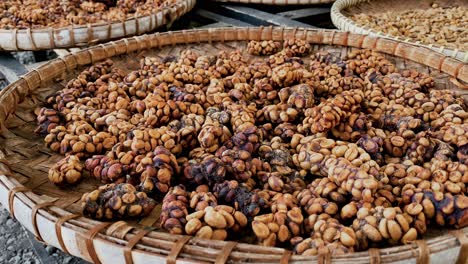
xmin=0 ymin=0 xmax=180 ymax=29
xmin=38 ymin=39 xmax=468 ymax=255
xmin=351 ymin=4 xmax=468 ymax=51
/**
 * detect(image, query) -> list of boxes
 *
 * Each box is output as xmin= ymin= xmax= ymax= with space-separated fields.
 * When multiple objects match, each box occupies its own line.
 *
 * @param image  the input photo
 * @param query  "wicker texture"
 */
xmin=0 ymin=27 xmax=467 ymax=264
xmin=0 ymin=0 xmax=195 ymax=51
xmin=210 ymin=0 xmax=334 ymax=5
xmin=331 ymin=0 xmax=468 ymax=62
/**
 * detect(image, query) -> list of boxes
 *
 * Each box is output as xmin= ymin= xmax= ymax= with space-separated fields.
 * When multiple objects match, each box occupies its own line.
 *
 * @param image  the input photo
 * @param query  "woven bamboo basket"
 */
xmin=209 ymin=0 xmax=334 ymax=5
xmin=0 ymin=27 xmax=467 ymax=264
xmin=331 ymin=0 xmax=468 ymax=62
xmin=0 ymin=0 xmax=195 ymax=51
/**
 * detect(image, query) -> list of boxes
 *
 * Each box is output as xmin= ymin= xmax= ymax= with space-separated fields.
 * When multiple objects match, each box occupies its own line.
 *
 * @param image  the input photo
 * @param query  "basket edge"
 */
xmin=1 ymin=174 xmax=467 ymax=264
xmin=0 ymin=0 xmax=196 ymax=51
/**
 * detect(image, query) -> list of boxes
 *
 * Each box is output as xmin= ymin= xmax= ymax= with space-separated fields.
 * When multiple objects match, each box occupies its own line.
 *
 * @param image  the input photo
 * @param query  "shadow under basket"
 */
xmin=0 ymin=27 xmax=467 ymax=263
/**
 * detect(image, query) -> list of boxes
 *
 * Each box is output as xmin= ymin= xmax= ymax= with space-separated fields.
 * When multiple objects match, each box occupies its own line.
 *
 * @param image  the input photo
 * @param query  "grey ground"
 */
xmin=0 ymin=203 xmax=88 ymax=264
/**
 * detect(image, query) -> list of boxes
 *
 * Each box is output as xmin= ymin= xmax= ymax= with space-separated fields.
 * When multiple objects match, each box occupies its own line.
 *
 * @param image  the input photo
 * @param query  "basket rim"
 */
xmin=209 ymin=0 xmax=335 ymax=5
xmin=0 ymin=27 xmax=467 ymax=263
xmin=0 ymin=0 xmax=195 ymax=51
xmin=330 ymin=0 xmax=468 ymax=62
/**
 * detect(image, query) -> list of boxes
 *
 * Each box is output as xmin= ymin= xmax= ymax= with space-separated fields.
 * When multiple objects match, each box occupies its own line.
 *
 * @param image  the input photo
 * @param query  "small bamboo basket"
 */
xmin=331 ymin=0 xmax=468 ymax=62
xmin=0 ymin=0 xmax=195 ymax=51
xmin=209 ymin=0 xmax=334 ymax=5
xmin=0 ymin=27 xmax=467 ymax=264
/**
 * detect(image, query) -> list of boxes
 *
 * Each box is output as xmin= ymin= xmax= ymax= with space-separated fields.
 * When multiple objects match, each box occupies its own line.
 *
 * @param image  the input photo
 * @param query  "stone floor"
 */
xmin=0 ymin=203 xmax=88 ymax=264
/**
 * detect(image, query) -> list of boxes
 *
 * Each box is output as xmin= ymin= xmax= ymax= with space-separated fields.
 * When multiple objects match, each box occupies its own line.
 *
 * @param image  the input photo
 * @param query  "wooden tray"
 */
xmin=331 ymin=0 xmax=468 ymax=62
xmin=209 ymin=0 xmax=334 ymax=5
xmin=0 ymin=27 xmax=467 ymax=263
xmin=0 ymin=0 xmax=195 ymax=51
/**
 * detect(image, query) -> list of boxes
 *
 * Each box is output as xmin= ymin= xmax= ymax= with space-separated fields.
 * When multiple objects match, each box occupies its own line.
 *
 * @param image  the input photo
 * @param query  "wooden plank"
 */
xmin=195 ymin=9 xmax=253 ymax=27
xmin=53 ymin=49 xmax=71 ymax=57
xmin=218 ymin=5 xmax=316 ymax=28
xmin=199 ymin=22 xmax=232 ymax=29
xmin=69 ymin=48 xmax=81 ymax=53
xmin=25 ymin=61 xmax=48 ymax=71
xmin=277 ymin=7 xmax=330 ymax=19
xmin=53 ymin=48 xmax=81 ymax=58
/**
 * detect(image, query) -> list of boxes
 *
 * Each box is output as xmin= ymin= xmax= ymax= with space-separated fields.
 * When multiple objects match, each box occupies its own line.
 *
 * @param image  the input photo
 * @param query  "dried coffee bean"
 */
xmin=401 ymin=189 xmax=468 ymax=228
xmin=160 ymin=185 xmax=190 ymax=234
xmin=49 ymin=155 xmax=83 ymax=186
xmin=247 ymin=40 xmax=282 ymax=56
xmin=185 ymin=205 xmax=247 ymax=240
xmin=252 ymin=207 xmax=303 ymax=246
xmin=300 ymin=89 xmax=364 ymax=134
xmin=82 ymin=183 xmax=156 ymax=220
xmin=136 ymin=146 xmax=179 ymax=196
xmin=352 ymin=206 xmax=420 ymax=250
xmin=283 ymin=39 xmax=311 ymax=57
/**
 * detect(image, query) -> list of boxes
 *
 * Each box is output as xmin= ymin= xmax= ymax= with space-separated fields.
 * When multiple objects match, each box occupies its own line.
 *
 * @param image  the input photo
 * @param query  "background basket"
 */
xmin=0 ymin=27 xmax=467 ymax=263
xmin=0 ymin=0 xmax=195 ymax=51
xmin=209 ymin=0 xmax=334 ymax=5
xmin=331 ymin=0 xmax=468 ymax=62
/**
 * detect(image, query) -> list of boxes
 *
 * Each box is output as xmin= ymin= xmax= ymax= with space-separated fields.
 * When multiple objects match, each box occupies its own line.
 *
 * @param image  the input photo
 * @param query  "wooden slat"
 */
xmin=53 ymin=48 xmax=81 ymax=58
xmin=219 ymin=5 xmax=316 ymax=27
xmin=277 ymin=7 xmax=330 ymax=19
xmin=195 ymin=9 xmax=253 ymax=27
xmin=25 ymin=61 xmax=48 ymax=71
xmin=69 ymin=48 xmax=82 ymax=53
xmin=199 ymin=22 xmax=233 ymax=28
xmin=53 ymin=49 xmax=71 ymax=57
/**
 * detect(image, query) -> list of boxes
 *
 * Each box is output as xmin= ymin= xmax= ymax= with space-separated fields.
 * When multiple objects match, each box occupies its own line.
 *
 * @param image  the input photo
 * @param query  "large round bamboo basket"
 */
xmin=0 ymin=27 xmax=467 ymax=264
xmin=0 ymin=0 xmax=195 ymax=51
xmin=210 ymin=0 xmax=334 ymax=5
xmin=331 ymin=0 xmax=468 ymax=62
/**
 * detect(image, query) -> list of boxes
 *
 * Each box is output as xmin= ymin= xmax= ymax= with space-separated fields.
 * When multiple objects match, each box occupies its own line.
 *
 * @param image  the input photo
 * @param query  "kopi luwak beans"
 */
xmin=36 ymin=39 xmax=468 ymax=255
